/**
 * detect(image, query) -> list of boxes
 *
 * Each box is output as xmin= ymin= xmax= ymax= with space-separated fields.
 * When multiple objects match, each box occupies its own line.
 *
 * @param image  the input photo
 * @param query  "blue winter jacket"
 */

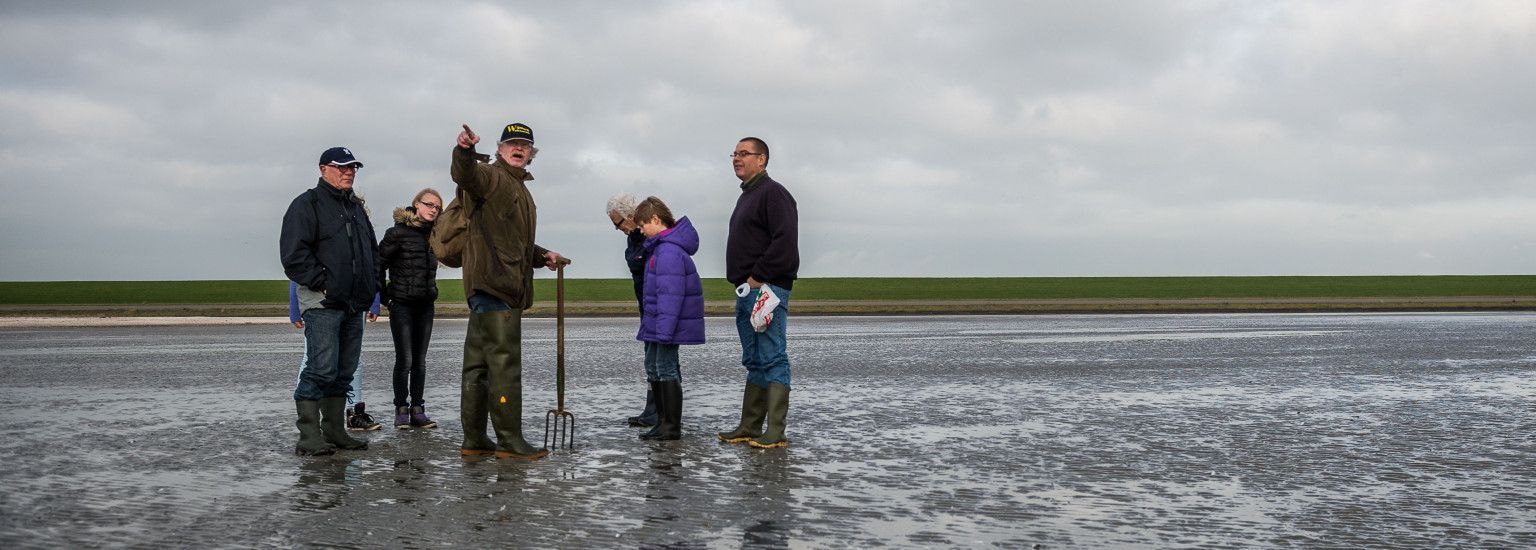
xmin=636 ymin=216 xmax=705 ymax=345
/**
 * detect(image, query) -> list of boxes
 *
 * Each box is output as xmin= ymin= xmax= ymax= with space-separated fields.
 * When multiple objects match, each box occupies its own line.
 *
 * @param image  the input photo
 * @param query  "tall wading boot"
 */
xmin=460 ymin=312 xmax=496 ymax=456
xmin=717 ymin=383 xmax=768 ymax=444
xmin=639 ymin=381 xmax=666 ymax=440
xmin=319 ymin=396 xmax=368 ymax=450
xmin=657 ymin=379 xmax=683 ymax=440
xmin=483 ymin=310 xmax=548 ymax=461
xmin=295 ymin=400 xmax=337 ymax=456
xmin=749 ymin=383 xmax=790 ymax=449
xmin=627 ymin=389 xmax=658 ymax=427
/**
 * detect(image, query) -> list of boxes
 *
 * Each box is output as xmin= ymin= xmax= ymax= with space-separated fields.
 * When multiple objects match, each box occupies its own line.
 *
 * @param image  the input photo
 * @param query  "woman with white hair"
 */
xmin=607 ymin=192 xmax=657 ymax=428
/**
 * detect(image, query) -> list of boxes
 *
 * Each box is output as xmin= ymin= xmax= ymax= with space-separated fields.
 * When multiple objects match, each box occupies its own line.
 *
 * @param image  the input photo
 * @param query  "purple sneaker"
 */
xmin=394 ymin=406 xmax=411 ymax=430
xmin=410 ymin=406 xmax=437 ymax=429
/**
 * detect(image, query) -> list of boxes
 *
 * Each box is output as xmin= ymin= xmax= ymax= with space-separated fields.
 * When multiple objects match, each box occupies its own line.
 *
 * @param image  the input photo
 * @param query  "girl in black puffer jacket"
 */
xmin=377 ymin=188 xmax=443 ymax=429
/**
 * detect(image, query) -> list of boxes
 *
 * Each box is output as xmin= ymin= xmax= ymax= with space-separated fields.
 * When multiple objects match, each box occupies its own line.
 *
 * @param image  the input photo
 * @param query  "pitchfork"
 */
xmin=544 ymin=257 xmax=576 ymax=450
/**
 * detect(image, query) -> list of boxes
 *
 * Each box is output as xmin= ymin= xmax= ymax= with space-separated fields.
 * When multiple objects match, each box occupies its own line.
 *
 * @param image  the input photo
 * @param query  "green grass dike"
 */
xmin=1 ymin=276 xmax=1535 ymax=317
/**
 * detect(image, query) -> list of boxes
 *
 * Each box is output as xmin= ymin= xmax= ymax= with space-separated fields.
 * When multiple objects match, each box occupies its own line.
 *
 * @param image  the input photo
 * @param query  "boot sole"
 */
xmin=494 ymin=450 xmax=550 ymax=461
xmin=460 ymin=448 xmax=496 ymax=457
xmin=411 ymin=423 xmax=438 ymax=429
xmin=748 ymin=439 xmax=788 ymax=449
xmin=717 ymin=433 xmax=758 ymax=444
xmin=295 ymin=447 xmax=337 ymax=456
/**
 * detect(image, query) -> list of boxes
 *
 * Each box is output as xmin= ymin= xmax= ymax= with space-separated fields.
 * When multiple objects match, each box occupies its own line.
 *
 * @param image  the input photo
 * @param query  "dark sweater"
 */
xmin=726 ymin=171 xmax=799 ymax=290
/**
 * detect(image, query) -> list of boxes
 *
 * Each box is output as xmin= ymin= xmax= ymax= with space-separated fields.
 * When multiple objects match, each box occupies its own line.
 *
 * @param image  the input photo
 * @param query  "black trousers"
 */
xmin=388 ymin=299 xmax=435 ymax=408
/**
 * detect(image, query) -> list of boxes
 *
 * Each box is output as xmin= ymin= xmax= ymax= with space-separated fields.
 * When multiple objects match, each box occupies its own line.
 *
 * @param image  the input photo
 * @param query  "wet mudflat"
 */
xmin=1 ymin=312 xmax=1533 ymax=548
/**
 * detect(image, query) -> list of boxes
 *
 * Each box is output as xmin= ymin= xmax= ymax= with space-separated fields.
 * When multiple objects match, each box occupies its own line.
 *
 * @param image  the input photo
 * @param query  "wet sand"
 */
xmin=1 ymin=313 xmax=1533 ymax=547
xmin=3 ymin=294 xmax=1535 ymax=322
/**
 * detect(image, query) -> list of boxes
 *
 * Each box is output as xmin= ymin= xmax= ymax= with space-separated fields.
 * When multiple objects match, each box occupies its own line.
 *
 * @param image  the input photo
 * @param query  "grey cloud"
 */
xmin=2 ymin=1 xmax=1534 ymax=281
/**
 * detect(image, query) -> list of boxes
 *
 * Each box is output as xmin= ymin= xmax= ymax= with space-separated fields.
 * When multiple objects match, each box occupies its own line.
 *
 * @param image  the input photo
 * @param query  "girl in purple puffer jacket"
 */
xmin=633 ymin=196 xmax=705 ymax=440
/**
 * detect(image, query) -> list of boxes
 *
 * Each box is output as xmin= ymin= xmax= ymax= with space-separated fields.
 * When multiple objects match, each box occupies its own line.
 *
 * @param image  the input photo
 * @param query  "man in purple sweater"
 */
xmin=716 ymin=137 xmax=799 ymax=449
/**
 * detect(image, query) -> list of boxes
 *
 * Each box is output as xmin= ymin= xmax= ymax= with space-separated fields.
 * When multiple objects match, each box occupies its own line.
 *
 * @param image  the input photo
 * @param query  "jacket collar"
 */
xmin=492 ymin=159 xmax=535 ymax=182
xmin=314 ymin=178 xmax=356 ymax=202
xmin=739 ymin=171 xmax=768 ymax=192
xmin=393 ymin=206 xmax=432 ymax=228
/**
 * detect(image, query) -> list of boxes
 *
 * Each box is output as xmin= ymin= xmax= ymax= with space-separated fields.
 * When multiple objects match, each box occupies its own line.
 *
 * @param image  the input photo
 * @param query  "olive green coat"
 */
xmin=450 ymin=146 xmax=549 ymax=309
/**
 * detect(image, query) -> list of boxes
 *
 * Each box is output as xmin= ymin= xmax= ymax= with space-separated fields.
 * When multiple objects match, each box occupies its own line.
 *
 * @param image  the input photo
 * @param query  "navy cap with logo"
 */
xmin=499 ymin=123 xmax=534 ymax=144
xmin=318 ymin=147 xmax=364 ymax=168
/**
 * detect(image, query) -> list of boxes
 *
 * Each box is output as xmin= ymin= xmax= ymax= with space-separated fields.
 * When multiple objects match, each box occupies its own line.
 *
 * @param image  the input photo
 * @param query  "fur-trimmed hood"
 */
xmin=392 ymin=206 xmax=432 ymax=228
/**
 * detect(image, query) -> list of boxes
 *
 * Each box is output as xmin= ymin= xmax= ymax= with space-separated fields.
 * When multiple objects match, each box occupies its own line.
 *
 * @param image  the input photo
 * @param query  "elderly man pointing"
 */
xmin=451 ymin=122 xmax=566 ymax=460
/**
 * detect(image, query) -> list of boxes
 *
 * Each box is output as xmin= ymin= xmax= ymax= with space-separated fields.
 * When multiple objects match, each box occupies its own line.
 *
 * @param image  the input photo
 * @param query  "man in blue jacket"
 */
xmin=717 ymin=137 xmax=799 ymax=449
xmin=280 ymin=146 xmax=380 ymax=456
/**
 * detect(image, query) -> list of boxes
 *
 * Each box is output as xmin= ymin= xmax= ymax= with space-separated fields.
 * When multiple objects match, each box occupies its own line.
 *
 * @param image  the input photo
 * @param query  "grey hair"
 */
xmin=606 ymin=192 xmax=638 ymax=217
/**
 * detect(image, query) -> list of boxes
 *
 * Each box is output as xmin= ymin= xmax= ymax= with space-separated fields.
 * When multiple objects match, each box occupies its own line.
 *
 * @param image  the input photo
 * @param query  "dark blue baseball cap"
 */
xmin=499 ymin=123 xmax=534 ymax=144
xmin=318 ymin=146 xmax=363 ymax=168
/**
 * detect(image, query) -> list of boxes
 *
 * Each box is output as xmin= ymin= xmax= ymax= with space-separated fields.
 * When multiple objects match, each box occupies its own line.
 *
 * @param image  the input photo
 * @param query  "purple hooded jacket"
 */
xmin=636 ymin=216 xmax=705 ymax=345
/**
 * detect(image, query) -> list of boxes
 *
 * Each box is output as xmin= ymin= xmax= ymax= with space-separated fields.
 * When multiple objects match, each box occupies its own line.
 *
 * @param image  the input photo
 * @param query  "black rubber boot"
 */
xmin=320 ymin=397 xmax=368 ymax=450
xmin=718 ymin=383 xmax=768 ymax=444
xmin=483 ymin=310 xmax=548 ymax=460
xmin=627 ymin=389 xmax=658 ymax=427
xmin=656 ymin=379 xmax=683 ymax=440
xmin=639 ymin=381 xmax=668 ymax=440
xmin=749 ymin=383 xmax=790 ymax=449
xmin=460 ymin=312 xmax=496 ymax=457
xmin=295 ymin=400 xmax=337 ymax=456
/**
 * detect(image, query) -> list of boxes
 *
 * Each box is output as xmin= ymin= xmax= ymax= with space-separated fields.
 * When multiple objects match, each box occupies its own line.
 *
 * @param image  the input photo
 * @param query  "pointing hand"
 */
xmin=457 ymin=124 xmax=480 ymax=149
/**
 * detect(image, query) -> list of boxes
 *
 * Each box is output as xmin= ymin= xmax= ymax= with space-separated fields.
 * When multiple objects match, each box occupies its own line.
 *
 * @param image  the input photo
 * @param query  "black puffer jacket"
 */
xmin=377 ymin=206 xmax=439 ymax=304
xmin=280 ymin=180 xmax=379 ymax=313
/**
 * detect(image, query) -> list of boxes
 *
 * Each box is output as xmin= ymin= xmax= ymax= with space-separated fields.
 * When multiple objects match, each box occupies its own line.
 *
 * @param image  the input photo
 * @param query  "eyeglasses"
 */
xmin=730 ymin=151 xmax=764 ymax=159
xmin=611 ymin=217 xmax=628 ymax=230
xmin=326 ymin=164 xmax=360 ymax=172
xmin=417 ymin=201 xmax=442 ymax=211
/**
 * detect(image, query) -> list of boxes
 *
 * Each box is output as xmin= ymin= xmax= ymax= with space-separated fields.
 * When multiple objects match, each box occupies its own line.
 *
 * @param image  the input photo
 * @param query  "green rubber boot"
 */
xmin=718 ymin=383 xmax=768 ymax=444
xmin=483 ymin=309 xmax=548 ymax=460
xmin=460 ymin=311 xmax=496 ymax=456
xmin=749 ymin=383 xmax=790 ymax=449
xmin=295 ymin=400 xmax=337 ymax=456
xmin=320 ymin=397 xmax=368 ymax=450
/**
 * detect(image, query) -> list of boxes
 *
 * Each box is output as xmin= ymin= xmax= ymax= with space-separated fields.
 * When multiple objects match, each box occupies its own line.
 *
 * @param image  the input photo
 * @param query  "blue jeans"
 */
xmin=735 ymin=284 xmax=791 ymax=390
xmin=294 ymin=308 xmax=365 ymax=401
xmin=468 ymin=292 xmax=512 ymax=313
xmin=644 ymin=342 xmax=681 ymax=382
xmin=295 ymin=334 xmax=364 ymax=406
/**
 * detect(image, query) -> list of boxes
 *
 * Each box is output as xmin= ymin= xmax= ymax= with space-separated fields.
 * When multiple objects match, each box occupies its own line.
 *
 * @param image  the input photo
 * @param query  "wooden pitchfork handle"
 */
xmin=555 ymin=257 xmax=572 ymax=409
xmin=545 ymin=257 xmax=577 ymax=450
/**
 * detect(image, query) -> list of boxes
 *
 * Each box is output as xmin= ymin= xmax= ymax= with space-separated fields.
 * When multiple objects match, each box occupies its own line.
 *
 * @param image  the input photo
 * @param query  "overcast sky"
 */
xmin=2 ymin=1 xmax=1534 ymax=281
